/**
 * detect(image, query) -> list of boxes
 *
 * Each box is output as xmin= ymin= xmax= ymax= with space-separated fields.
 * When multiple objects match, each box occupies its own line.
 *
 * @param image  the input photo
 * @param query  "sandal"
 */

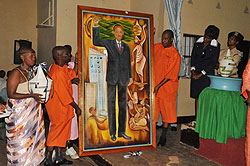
xmin=187 ymin=121 xmax=196 ymax=128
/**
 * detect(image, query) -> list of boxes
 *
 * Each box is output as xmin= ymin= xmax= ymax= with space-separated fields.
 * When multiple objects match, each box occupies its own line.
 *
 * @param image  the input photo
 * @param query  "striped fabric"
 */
xmin=5 ymin=98 xmax=45 ymax=166
xmin=219 ymin=49 xmax=236 ymax=77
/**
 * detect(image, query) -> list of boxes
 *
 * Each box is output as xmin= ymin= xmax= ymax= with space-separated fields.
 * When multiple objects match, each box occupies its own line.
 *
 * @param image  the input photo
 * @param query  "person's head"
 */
xmin=18 ymin=48 xmax=36 ymax=67
xmin=113 ymin=24 xmax=124 ymax=42
xmin=64 ymin=45 xmax=72 ymax=63
xmin=0 ymin=70 xmax=6 ymax=78
xmin=227 ymin=31 xmax=244 ymax=48
xmin=89 ymin=107 xmax=96 ymax=115
xmin=6 ymin=70 xmax=12 ymax=79
xmin=204 ymin=25 xmax=220 ymax=44
xmin=52 ymin=46 xmax=67 ymax=66
xmin=161 ymin=29 xmax=174 ymax=48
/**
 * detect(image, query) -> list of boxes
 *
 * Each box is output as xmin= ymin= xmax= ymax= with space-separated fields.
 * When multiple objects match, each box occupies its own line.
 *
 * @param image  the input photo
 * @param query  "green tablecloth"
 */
xmin=195 ymin=87 xmax=248 ymax=144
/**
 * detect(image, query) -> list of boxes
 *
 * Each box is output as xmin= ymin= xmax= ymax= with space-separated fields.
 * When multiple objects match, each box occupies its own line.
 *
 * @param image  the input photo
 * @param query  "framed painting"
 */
xmin=78 ymin=5 xmax=155 ymax=156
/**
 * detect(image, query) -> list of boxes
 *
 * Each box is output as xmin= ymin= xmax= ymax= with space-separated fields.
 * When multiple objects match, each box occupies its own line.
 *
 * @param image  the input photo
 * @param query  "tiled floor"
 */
xmin=0 ymin=124 xmax=220 ymax=166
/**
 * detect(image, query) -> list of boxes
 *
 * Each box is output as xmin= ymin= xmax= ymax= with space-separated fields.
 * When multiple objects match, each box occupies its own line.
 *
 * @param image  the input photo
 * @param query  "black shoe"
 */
xmin=156 ymin=125 xmax=163 ymax=129
xmin=111 ymin=134 xmax=117 ymax=141
xmin=44 ymin=161 xmax=52 ymax=166
xmin=54 ymin=158 xmax=73 ymax=165
xmin=171 ymin=126 xmax=177 ymax=131
xmin=73 ymin=138 xmax=79 ymax=146
xmin=157 ymin=136 xmax=166 ymax=147
xmin=118 ymin=133 xmax=132 ymax=140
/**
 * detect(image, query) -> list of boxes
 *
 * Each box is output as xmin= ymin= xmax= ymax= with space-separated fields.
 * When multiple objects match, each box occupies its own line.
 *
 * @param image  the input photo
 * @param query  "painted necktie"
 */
xmin=118 ymin=42 xmax=121 ymax=52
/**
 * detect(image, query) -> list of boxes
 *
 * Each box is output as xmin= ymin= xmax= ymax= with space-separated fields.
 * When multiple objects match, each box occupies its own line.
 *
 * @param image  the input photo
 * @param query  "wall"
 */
xmin=37 ymin=0 xmax=57 ymax=66
xmin=182 ymin=0 xmax=250 ymax=49
xmin=131 ymin=0 xmax=250 ymax=49
xmin=56 ymin=0 xmax=131 ymax=56
xmin=0 ymin=0 xmax=37 ymax=72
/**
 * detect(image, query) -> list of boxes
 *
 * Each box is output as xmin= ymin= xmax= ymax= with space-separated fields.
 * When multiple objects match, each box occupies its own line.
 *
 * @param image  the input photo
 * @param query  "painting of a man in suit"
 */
xmin=92 ymin=17 xmax=132 ymax=142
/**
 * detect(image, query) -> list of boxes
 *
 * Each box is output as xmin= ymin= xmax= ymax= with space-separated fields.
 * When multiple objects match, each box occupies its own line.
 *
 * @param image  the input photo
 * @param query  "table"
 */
xmin=195 ymin=87 xmax=248 ymax=144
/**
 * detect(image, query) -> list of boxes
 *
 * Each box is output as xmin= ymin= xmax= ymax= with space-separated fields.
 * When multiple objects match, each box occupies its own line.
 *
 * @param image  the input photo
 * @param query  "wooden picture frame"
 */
xmin=78 ymin=5 xmax=155 ymax=156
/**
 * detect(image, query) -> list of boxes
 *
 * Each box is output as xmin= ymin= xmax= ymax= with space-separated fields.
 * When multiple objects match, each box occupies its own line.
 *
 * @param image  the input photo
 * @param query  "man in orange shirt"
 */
xmin=44 ymin=46 xmax=81 ymax=166
xmin=154 ymin=30 xmax=181 ymax=146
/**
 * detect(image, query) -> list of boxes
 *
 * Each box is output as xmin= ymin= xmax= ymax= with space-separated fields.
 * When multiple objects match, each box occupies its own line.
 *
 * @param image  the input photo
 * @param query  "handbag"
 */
xmin=29 ymin=63 xmax=53 ymax=103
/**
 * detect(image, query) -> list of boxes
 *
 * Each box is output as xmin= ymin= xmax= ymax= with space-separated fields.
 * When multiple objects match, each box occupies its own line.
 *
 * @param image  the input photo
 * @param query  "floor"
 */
xmin=0 ymin=124 xmax=220 ymax=166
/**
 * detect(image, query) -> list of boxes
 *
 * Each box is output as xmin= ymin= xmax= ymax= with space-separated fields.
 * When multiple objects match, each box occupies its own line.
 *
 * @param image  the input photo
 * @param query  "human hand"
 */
xmin=75 ymin=105 xmax=82 ymax=117
xmin=31 ymin=93 xmax=43 ymax=103
xmin=193 ymin=75 xmax=198 ymax=79
xmin=193 ymin=73 xmax=202 ymax=80
xmin=128 ymin=78 xmax=133 ymax=86
xmin=153 ymin=86 xmax=159 ymax=96
xmin=93 ymin=17 xmax=100 ymax=26
xmin=191 ymin=70 xmax=196 ymax=77
xmin=71 ymin=78 xmax=80 ymax=85
xmin=0 ymin=104 xmax=6 ymax=112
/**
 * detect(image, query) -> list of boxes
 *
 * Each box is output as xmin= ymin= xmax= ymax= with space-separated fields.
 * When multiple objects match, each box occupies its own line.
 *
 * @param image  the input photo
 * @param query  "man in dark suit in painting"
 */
xmin=92 ymin=17 xmax=132 ymax=141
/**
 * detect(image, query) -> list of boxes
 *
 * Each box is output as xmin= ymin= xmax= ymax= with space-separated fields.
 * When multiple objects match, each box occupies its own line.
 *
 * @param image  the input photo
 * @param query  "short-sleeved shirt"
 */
xmin=154 ymin=43 xmax=181 ymax=100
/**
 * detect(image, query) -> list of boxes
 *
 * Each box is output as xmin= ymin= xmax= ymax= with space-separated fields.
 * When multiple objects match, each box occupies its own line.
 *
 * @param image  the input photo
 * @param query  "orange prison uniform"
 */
xmin=242 ymin=59 xmax=250 ymax=166
xmin=46 ymin=63 xmax=77 ymax=147
xmin=154 ymin=43 xmax=181 ymax=123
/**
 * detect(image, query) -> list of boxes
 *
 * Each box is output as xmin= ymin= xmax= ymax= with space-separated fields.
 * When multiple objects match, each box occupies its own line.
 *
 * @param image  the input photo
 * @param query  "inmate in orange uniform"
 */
xmin=242 ymin=59 xmax=250 ymax=166
xmin=154 ymin=43 xmax=181 ymax=123
xmin=46 ymin=63 xmax=77 ymax=147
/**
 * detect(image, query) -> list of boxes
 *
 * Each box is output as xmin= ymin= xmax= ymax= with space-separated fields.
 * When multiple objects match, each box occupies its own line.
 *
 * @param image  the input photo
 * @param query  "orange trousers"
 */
xmin=155 ymin=97 xmax=177 ymax=123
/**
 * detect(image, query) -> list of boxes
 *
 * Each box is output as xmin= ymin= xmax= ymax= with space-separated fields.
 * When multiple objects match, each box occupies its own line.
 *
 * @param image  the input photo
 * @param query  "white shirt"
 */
xmin=116 ymin=40 xmax=121 ymax=48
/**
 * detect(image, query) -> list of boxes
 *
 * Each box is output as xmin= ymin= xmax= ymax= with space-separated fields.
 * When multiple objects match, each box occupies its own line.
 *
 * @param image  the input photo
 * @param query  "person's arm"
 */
xmin=242 ymin=59 xmax=250 ymax=101
xmin=245 ymin=90 xmax=250 ymax=106
xmin=140 ymin=24 xmax=147 ymax=46
xmin=127 ymin=45 xmax=132 ymax=79
xmin=232 ymin=52 xmax=242 ymax=66
xmin=55 ymin=72 xmax=81 ymax=116
xmin=190 ymin=43 xmax=198 ymax=78
xmin=200 ymin=44 xmax=221 ymax=76
xmin=131 ymin=47 xmax=137 ymax=65
xmin=154 ymin=51 xmax=181 ymax=95
xmin=70 ymin=101 xmax=81 ymax=116
xmin=73 ymin=52 xmax=78 ymax=75
xmin=92 ymin=17 xmax=107 ymax=47
xmin=67 ymin=67 xmax=79 ymax=85
xmin=7 ymin=69 xmax=42 ymax=102
xmin=153 ymin=78 xmax=169 ymax=96
xmin=230 ymin=53 xmax=241 ymax=77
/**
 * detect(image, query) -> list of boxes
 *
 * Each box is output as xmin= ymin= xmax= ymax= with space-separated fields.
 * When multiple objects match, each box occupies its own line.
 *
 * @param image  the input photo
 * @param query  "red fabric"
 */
xmin=118 ymin=42 xmax=121 ymax=52
xmin=193 ymin=138 xmax=245 ymax=166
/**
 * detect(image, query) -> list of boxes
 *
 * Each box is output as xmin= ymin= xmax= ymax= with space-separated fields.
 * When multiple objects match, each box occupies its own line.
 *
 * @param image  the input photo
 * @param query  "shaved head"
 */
xmin=52 ymin=46 xmax=68 ymax=66
xmin=161 ymin=29 xmax=174 ymax=48
xmin=52 ymin=46 xmax=66 ymax=61
xmin=162 ymin=29 xmax=174 ymax=39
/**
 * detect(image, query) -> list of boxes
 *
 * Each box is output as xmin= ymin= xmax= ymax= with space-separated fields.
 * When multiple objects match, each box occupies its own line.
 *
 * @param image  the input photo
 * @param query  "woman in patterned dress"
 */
xmin=6 ymin=48 xmax=45 ymax=166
